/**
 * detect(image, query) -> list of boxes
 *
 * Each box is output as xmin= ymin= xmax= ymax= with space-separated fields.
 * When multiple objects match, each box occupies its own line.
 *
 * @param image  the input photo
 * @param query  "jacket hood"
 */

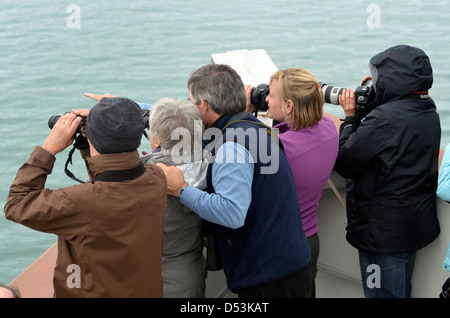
xmin=369 ymin=44 xmax=433 ymax=104
xmin=141 ymin=151 xmax=209 ymax=190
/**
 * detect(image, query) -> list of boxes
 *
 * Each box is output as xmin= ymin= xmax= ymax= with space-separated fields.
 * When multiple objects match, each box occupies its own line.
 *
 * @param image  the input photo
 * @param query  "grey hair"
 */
xmin=187 ymin=64 xmax=247 ymax=116
xmin=149 ymin=98 xmax=204 ymax=155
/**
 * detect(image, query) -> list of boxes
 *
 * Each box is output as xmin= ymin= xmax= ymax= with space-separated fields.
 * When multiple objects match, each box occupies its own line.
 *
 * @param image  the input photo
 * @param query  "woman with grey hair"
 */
xmin=141 ymin=97 xmax=209 ymax=298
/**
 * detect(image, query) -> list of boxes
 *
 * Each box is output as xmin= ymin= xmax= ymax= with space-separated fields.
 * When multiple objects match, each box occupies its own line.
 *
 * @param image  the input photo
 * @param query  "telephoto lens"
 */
xmin=319 ymin=82 xmax=345 ymax=105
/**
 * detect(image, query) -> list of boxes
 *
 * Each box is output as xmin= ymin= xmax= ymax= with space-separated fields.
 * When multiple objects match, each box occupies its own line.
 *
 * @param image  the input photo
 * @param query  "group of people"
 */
xmin=2 ymin=44 xmax=447 ymax=298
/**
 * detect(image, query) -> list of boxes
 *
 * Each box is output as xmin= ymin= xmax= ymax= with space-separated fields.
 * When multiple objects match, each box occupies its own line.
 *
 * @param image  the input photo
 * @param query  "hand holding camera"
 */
xmin=338 ymin=88 xmax=356 ymax=117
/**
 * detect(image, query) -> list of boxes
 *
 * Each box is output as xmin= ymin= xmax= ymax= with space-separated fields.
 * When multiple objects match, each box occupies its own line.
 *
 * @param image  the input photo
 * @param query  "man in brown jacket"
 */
xmin=4 ymin=97 xmax=167 ymax=297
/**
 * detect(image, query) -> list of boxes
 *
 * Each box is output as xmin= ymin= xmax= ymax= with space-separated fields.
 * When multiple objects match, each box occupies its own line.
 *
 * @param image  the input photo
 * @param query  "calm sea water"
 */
xmin=1 ymin=0 xmax=450 ymax=284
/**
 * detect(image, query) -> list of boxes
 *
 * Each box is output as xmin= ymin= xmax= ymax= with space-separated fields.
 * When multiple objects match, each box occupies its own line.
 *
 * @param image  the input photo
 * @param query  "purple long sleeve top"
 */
xmin=275 ymin=116 xmax=339 ymax=237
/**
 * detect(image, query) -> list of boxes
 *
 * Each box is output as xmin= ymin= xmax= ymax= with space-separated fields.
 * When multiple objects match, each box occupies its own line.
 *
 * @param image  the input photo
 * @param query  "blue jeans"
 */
xmin=358 ymin=250 xmax=416 ymax=298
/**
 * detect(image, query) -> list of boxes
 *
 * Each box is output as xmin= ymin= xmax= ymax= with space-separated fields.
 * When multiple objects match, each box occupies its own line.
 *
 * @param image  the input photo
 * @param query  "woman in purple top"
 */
xmin=247 ymin=67 xmax=339 ymax=297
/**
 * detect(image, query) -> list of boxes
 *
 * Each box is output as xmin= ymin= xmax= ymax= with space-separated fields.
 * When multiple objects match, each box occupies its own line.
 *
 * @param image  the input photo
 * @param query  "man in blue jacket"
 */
xmin=158 ymin=63 xmax=311 ymax=298
xmin=335 ymin=45 xmax=441 ymax=298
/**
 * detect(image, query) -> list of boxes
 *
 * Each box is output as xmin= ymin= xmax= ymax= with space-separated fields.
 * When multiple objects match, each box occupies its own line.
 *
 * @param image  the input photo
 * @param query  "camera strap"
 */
xmin=93 ymin=162 xmax=145 ymax=182
xmin=65 ymin=145 xmax=87 ymax=184
xmin=64 ymin=144 xmax=146 ymax=183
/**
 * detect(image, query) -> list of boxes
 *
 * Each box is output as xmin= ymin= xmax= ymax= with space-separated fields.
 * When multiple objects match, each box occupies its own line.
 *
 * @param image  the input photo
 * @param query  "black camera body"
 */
xmin=320 ymin=78 xmax=377 ymax=119
xmin=251 ymin=83 xmax=270 ymax=111
xmin=354 ymin=79 xmax=377 ymax=119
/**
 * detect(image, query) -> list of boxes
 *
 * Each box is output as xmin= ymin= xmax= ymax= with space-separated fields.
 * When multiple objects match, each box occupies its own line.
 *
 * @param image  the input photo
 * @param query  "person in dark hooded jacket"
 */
xmin=335 ymin=44 xmax=441 ymax=298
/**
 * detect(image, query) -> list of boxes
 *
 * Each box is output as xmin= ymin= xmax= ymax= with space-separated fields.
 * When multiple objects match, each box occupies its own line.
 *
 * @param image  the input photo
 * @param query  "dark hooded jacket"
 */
xmin=335 ymin=45 xmax=441 ymax=254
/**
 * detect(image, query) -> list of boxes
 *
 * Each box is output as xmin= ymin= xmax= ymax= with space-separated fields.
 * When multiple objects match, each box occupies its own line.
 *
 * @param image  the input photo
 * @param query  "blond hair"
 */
xmin=270 ymin=67 xmax=324 ymax=130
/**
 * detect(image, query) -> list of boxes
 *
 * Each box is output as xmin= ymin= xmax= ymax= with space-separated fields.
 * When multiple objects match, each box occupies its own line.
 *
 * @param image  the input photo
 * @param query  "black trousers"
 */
xmin=237 ymin=262 xmax=311 ymax=298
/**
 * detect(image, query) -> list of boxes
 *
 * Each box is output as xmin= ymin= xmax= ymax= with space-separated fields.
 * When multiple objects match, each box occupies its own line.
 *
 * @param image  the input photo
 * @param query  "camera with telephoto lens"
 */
xmin=319 ymin=78 xmax=377 ymax=119
xmin=251 ymin=83 xmax=270 ymax=111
